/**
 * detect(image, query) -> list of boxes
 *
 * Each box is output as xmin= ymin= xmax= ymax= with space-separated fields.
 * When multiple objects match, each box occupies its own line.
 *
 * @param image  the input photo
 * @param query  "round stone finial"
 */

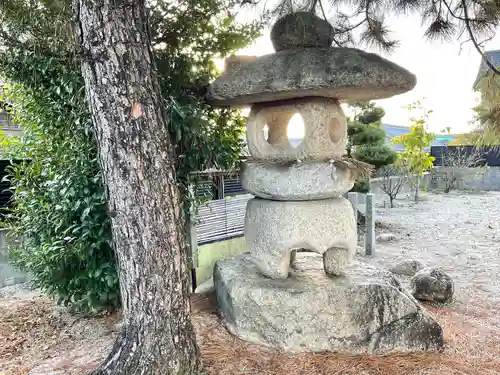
xmin=270 ymin=12 xmax=335 ymax=51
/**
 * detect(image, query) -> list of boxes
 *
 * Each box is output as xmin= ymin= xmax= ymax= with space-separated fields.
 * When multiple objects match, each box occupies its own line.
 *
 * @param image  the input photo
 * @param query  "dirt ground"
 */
xmin=371 ymin=191 xmax=500 ymax=331
xmin=1 ymin=192 xmax=500 ymax=375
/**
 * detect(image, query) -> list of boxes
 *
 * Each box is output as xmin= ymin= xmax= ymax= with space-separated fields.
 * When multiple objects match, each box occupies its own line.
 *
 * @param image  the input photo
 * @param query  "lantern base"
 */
xmin=214 ymin=252 xmax=444 ymax=354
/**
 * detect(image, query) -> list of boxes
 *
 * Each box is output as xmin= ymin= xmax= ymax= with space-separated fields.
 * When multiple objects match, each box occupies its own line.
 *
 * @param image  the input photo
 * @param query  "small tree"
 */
xmin=439 ymin=146 xmax=485 ymax=193
xmin=392 ymin=101 xmax=435 ymax=202
xmin=377 ymin=164 xmax=409 ymax=208
xmin=347 ymin=101 xmax=397 ymax=192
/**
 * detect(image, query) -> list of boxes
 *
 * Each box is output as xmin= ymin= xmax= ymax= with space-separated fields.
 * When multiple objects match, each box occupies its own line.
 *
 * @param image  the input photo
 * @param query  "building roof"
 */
xmin=472 ymin=50 xmax=500 ymax=90
xmin=383 ymin=124 xmax=412 ymax=151
xmin=382 ymin=124 xmax=457 ymax=151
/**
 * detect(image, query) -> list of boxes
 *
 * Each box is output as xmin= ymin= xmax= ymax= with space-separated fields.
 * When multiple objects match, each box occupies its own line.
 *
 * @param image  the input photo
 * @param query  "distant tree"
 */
xmin=377 ymin=164 xmax=409 ymax=208
xmin=392 ymin=101 xmax=435 ymax=202
xmin=441 ymin=127 xmax=452 ymax=135
xmin=438 ymin=146 xmax=485 ymax=193
xmin=347 ymin=101 xmax=397 ymax=192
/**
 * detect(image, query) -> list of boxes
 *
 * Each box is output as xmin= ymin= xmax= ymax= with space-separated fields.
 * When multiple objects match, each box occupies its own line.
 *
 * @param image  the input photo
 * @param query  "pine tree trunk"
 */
xmin=72 ymin=1 xmax=200 ymax=374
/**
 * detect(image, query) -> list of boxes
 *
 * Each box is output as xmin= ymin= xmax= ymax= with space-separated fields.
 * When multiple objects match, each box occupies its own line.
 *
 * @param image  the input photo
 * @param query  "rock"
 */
xmin=241 ymin=160 xmax=354 ymax=200
xmin=195 ymin=276 xmax=214 ymax=294
xmin=390 ymin=259 xmax=427 ymax=276
xmin=214 ymin=253 xmax=444 ymax=354
xmin=206 ymin=47 xmax=416 ymax=106
xmin=411 ymin=268 xmax=454 ymax=303
xmin=270 ymin=12 xmax=335 ymax=51
xmin=245 ymin=197 xmax=357 ymax=279
xmin=246 ymin=97 xmax=347 ymax=161
xmin=376 ymin=233 xmax=397 ymax=242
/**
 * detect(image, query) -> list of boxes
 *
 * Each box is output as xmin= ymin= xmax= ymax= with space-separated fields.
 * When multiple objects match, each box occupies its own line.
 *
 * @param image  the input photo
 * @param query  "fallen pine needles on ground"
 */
xmin=1 ymin=291 xmax=499 ymax=375
xmin=192 ymin=293 xmax=500 ymax=375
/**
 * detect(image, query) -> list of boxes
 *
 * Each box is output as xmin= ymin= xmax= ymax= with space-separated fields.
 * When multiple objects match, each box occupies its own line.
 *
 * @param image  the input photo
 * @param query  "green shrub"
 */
xmin=352 ymin=179 xmax=370 ymax=193
xmin=1 ymin=74 xmax=118 ymax=312
xmin=0 ymin=0 xmax=260 ymax=312
xmin=347 ymin=101 xmax=396 ymax=193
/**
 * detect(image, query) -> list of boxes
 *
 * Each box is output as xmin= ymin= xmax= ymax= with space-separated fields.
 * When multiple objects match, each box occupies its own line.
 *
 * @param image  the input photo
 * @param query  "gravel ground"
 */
xmin=368 ymin=191 xmax=500 ymax=329
xmin=2 ymin=190 xmax=500 ymax=375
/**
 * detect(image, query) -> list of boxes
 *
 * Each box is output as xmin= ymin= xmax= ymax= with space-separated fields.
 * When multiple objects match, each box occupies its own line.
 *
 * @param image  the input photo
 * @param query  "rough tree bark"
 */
xmin=72 ymin=1 xmax=200 ymax=374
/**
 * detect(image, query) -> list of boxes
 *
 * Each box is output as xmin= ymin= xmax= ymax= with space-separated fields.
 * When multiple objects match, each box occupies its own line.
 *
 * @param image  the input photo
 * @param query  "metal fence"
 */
xmin=189 ymin=170 xmax=249 ymax=248
xmin=193 ymin=170 xmax=246 ymax=200
xmin=431 ymin=146 xmax=500 ymax=167
xmin=0 ymin=111 xmax=21 ymax=137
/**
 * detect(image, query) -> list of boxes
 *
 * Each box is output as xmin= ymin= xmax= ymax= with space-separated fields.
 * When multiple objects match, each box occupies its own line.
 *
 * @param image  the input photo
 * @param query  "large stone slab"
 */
xmin=241 ymin=161 xmax=354 ymax=200
xmin=214 ymin=253 xmax=444 ymax=354
xmin=245 ymin=197 xmax=357 ymax=279
xmin=206 ymin=47 xmax=416 ymax=106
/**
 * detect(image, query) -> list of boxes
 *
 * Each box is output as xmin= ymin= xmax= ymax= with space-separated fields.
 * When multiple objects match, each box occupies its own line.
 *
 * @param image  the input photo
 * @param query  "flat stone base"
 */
xmin=214 ymin=253 xmax=443 ymax=354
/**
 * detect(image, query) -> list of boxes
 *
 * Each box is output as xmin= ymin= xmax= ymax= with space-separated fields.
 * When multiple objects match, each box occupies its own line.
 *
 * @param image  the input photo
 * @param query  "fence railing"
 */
xmin=195 ymin=194 xmax=251 ymax=245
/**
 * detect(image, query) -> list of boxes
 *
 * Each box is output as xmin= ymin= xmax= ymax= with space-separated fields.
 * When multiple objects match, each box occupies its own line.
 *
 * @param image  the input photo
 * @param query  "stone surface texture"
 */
xmin=246 ymin=97 xmax=347 ymax=161
xmin=411 ymin=267 xmax=454 ymax=303
xmin=224 ymin=55 xmax=258 ymax=72
xmin=390 ymin=259 xmax=427 ymax=277
xmin=270 ymin=12 xmax=335 ymax=51
xmin=206 ymin=12 xmax=433 ymax=355
xmin=241 ymin=160 xmax=354 ymax=200
xmin=245 ymin=197 xmax=357 ymax=279
xmin=376 ymin=233 xmax=397 ymax=242
xmin=206 ymin=47 xmax=417 ymax=106
xmin=214 ymin=253 xmax=444 ymax=354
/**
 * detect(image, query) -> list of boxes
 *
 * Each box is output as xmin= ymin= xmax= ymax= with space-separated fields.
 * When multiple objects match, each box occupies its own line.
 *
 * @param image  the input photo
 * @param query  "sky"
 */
xmin=222 ymin=7 xmax=500 ymax=137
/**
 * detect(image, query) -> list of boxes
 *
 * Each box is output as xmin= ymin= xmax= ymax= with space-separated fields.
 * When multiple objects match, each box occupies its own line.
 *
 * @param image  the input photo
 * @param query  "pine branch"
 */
xmin=261 ymin=0 xmax=500 ymax=73
xmin=311 ymin=0 xmax=319 ymax=12
xmin=456 ymin=0 xmax=500 ymax=75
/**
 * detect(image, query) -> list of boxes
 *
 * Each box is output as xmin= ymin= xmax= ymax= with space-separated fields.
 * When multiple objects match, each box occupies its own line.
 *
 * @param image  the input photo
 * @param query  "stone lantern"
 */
xmin=207 ymin=12 xmax=443 ymax=354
